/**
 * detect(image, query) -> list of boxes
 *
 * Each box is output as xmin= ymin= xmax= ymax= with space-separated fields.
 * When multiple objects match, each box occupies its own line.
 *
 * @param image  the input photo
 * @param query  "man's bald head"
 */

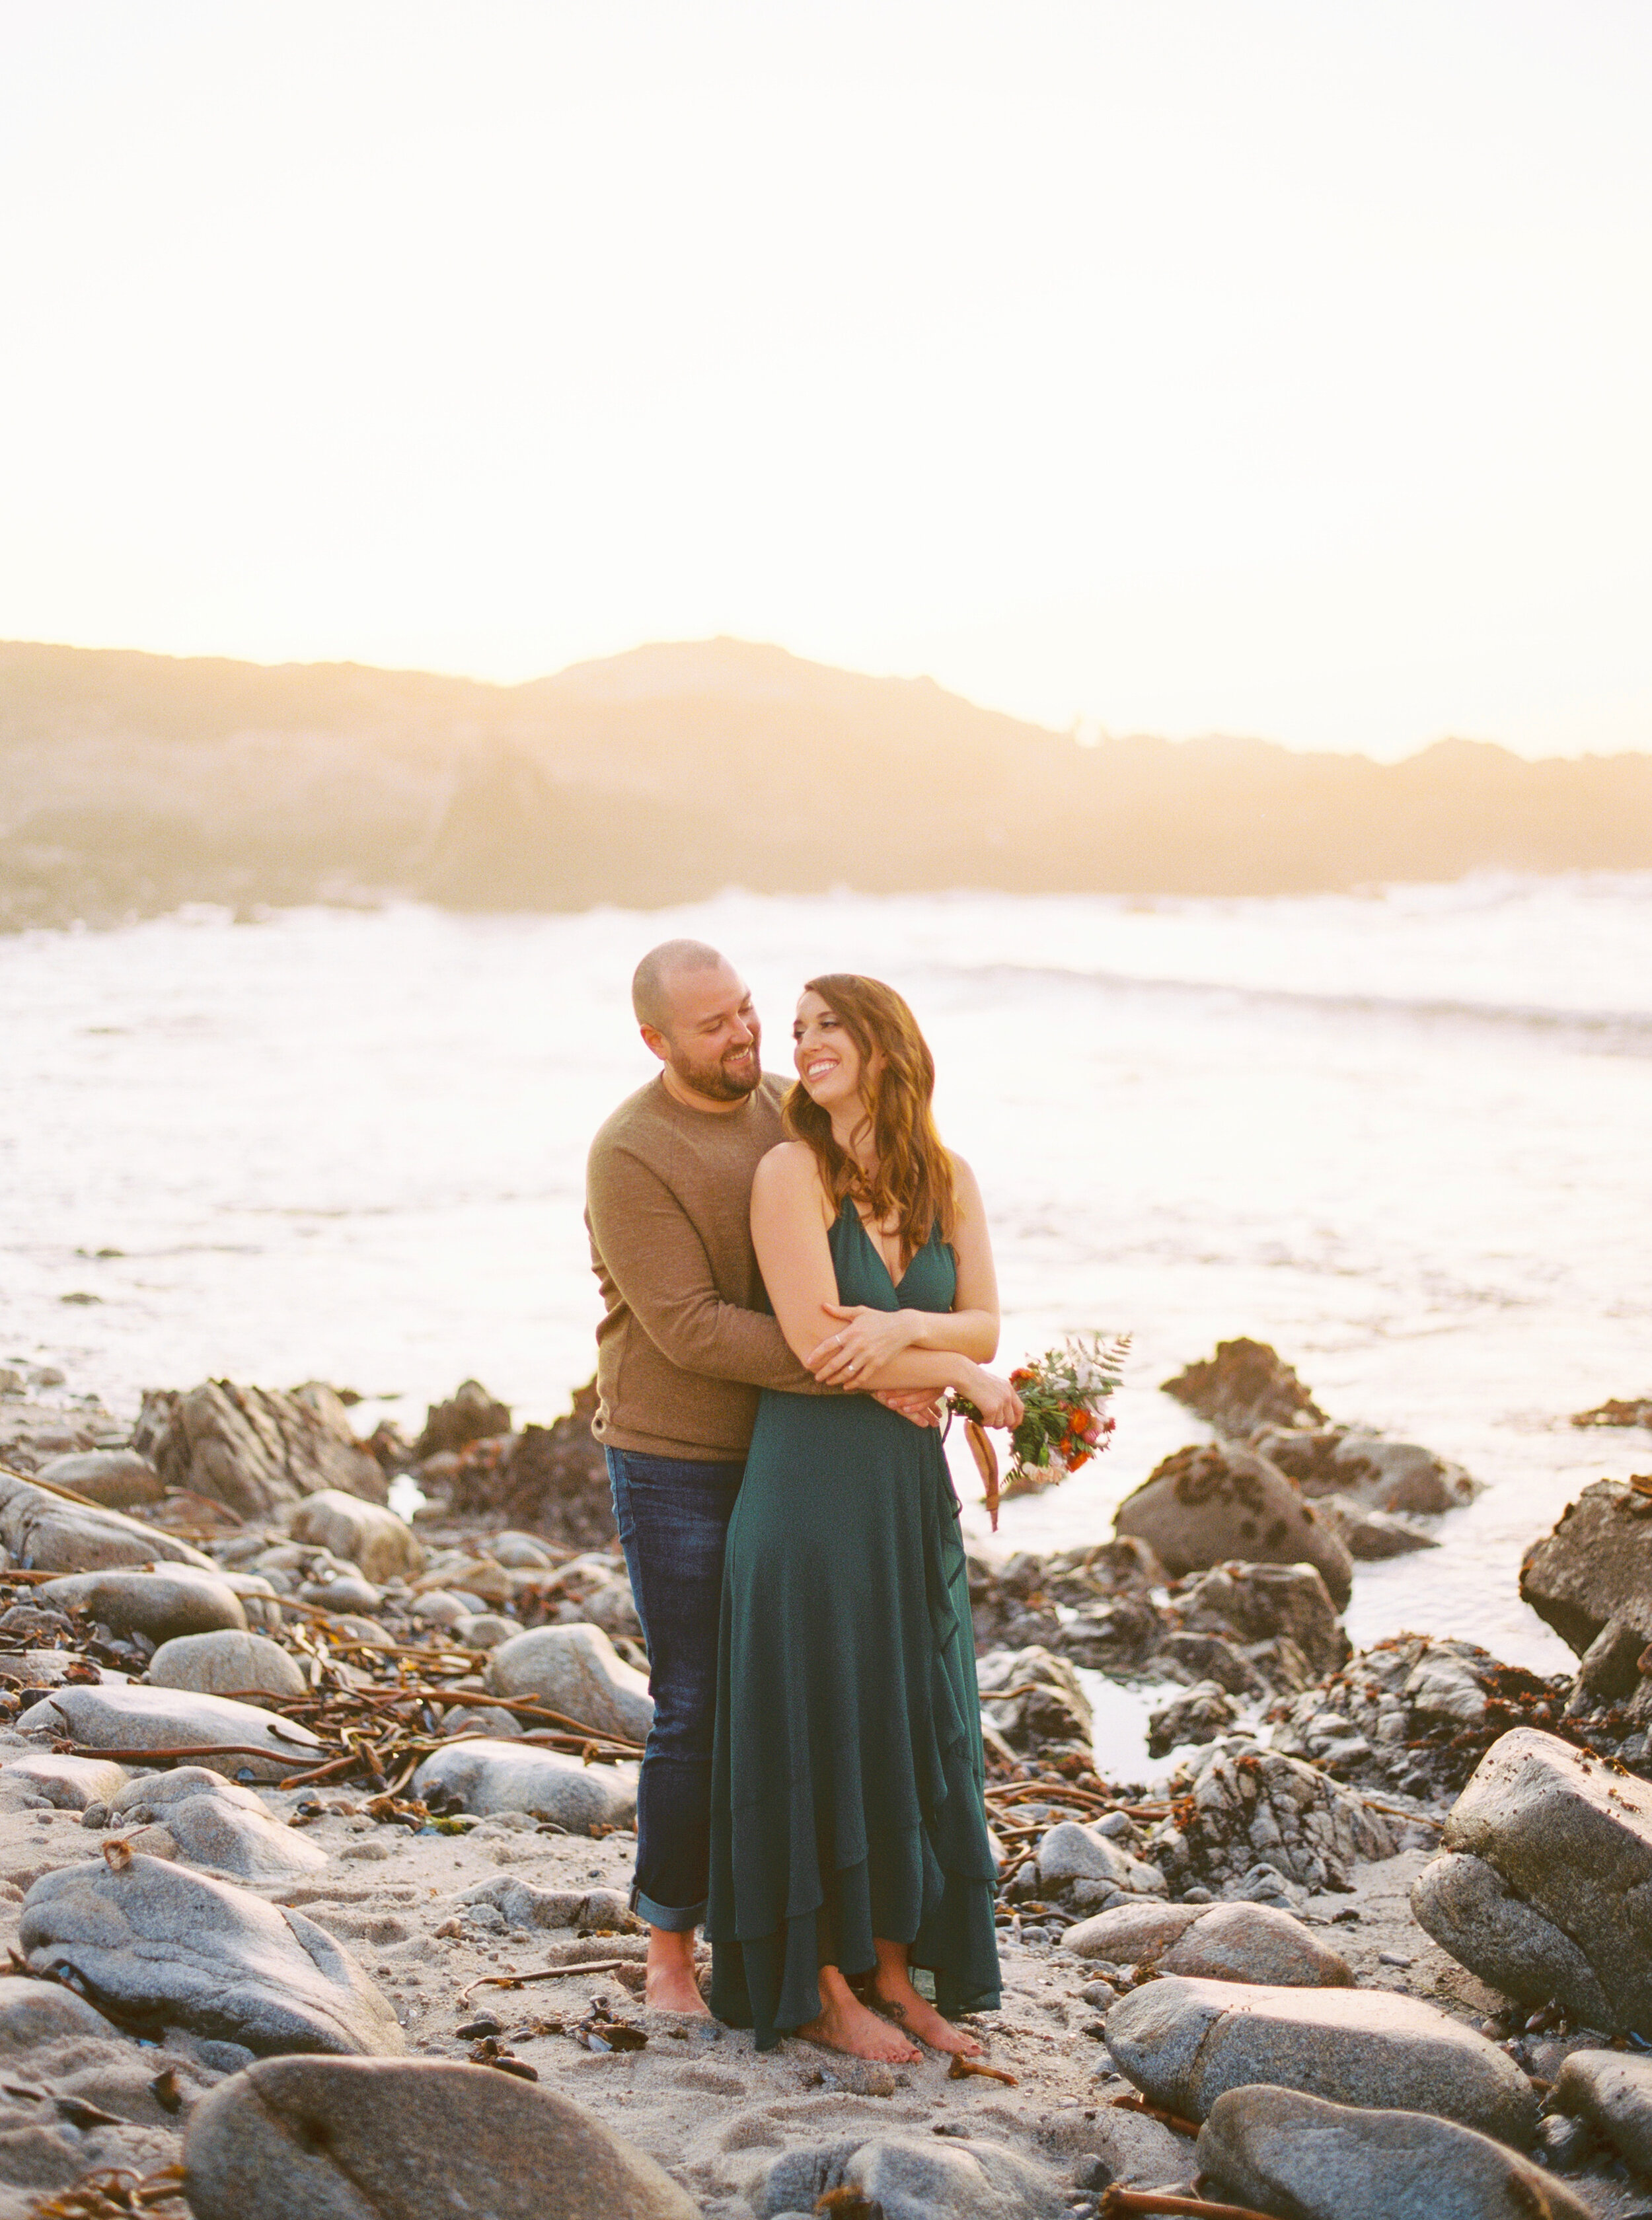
xmin=631 ymin=940 xmax=730 ymax=1031
xmin=632 ymin=942 xmax=763 ymax=1109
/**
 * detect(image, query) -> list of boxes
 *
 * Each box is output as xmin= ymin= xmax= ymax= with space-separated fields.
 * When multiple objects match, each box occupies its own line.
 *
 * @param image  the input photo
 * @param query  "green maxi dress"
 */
xmin=706 ymin=1199 xmax=1002 ymax=2049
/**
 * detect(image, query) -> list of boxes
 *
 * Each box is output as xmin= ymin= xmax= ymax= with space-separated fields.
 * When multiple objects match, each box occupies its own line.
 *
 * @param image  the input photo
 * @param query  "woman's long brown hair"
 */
xmin=784 ymin=973 xmax=957 ymax=1263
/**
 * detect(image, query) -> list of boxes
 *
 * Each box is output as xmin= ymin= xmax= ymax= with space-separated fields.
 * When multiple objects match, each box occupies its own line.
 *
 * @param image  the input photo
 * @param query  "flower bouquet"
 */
xmin=954 ymin=1333 xmax=1129 ymax=1530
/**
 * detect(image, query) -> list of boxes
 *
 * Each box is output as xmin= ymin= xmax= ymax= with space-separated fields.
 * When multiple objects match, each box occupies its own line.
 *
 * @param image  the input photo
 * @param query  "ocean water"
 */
xmin=5 ymin=873 xmax=1651 ymax=1678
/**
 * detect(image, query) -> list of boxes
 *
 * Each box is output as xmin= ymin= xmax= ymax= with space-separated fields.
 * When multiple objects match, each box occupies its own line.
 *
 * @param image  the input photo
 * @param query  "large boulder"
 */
xmin=1195 ymin=2086 xmax=1595 ymax=2220
xmin=1105 ymin=1976 xmax=1537 ymax=2145
xmin=412 ymin=1739 xmax=637 ymax=1830
xmin=183 ymin=2056 xmax=699 ymax=2220
xmin=1161 ymin=1339 xmax=1326 ymax=1437
xmin=1252 ymin=1426 xmax=1478 ymax=1516
xmin=1519 ymin=1479 xmax=1652 ymax=1655
xmin=1115 ymin=1445 xmax=1353 ymax=1608
xmin=977 ymin=1645 xmax=1094 ymax=1754
xmin=288 ymin=1490 xmax=423 ymax=1585
xmin=1157 ymin=1902 xmax=1353 ymax=1987
xmin=751 ymin=2134 xmax=1063 ymax=2219
xmin=0 ymin=1463 xmax=215 ymax=1572
xmin=21 ymin=1854 xmax=405 ymax=2054
xmin=1170 ymin=1561 xmax=1349 ymax=1677
xmin=1033 ymin=1820 xmax=1166 ymax=1900
xmin=18 ymin=1682 xmax=321 ymax=1781
xmin=1061 ymin=1900 xmax=1207 ymax=1963
xmin=34 ymin=1447 xmax=165 ymax=1508
xmin=36 ymin=1565 xmax=248 ymax=1642
xmin=1552 ymin=2048 xmax=1652 ymax=2178
xmin=1411 ymin=1726 xmax=1652 ymax=2031
xmin=148 ymin=1628 xmax=309 ymax=1700
xmin=1145 ymin=1738 xmax=1393 ymax=1897
xmin=131 ymin=1380 xmax=387 ymax=1519
xmin=484 ymin=1623 xmax=653 ymax=1743
xmin=109 ymin=1766 xmax=328 ymax=1882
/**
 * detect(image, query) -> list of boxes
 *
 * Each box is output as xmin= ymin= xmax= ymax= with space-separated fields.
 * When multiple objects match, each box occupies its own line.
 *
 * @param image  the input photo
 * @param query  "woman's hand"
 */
xmin=957 ymin=1362 xmax=1024 ymax=1430
xmin=806 ymin=1302 xmax=921 ymax=1386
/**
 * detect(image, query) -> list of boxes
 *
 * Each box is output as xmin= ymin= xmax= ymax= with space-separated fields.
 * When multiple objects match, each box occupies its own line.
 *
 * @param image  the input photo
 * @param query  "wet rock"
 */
xmin=977 ymin=1645 xmax=1093 ymax=1756
xmin=1552 ymin=2048 xmax=1652 ymax=2178
xmin=37 ymin=1566 xmax=248 ymax=1642
xmin=288 ymin=1489 xmax=422 ymax=1585
xmin=19 ymin=1682 xmax=321 ymax=1781
xmin=1106 ymin=1975 xmax=1536 ymax=2143
xmin=968 ymin=1538 xmax=1166 ymax=1659
xmin=752 ymin=2132 xmax=1063 ymax=2219
xmin=109 ymin=1767 xmax=327 ymax=1882
xmin=1144 ymin=1738 xmax=1394 ymax=1896
xmin=34 ymin=1448 xmax=165 ymax=1508
xmin=1520 ymin=1479 xmax=1652 ymax=1655
xmin=1314 ymin=1492 xmax=1441 ymax=1559
xmin=147 ymin=1628 xmax=309 ymax=1700
xmin=1195 ymin=2085 xmax=1594 ymax=2220
xmin=1156 ymin=1630 xmax=1263 ymax=1695
xmin=1147 ymin=1680 xmax=1240 ymax=1757
xmin=132 ymin=1380 xmax=387 ymax=1518
xmin=412 ymin=1738 xmax=636 ymax=1830
xmin=484 ymin=1623 xmax=654 ymax=1743
xmin=1035 ymin=1820 xmax=1166 ymax=1900
xmin=1411 ymin=1726 xmax=1652 ymax=2031
xmin=2 ymin=1754 xmax=131 ymax=1810
xmin=21 ymin=1853 xmax=406 ymax=2054
xmin=446 ymin=1384 xmax=617 ymax=1551
xmin=0 ymin=1465 xmax=215 ymax=1572
xmin=1162 ymin=1339 xmax=1326 ymax=1438
xmin=182 ymin=2055 xmax=699 ymax=2220
xmin=1571 ymin=1395 xmax=1652 ymax=1431
xmin=1061 ymin=1900 xmax=1206 ymax=1962
xmin=415 ymin=1380 xmax=513 ymax=1459
xmin=1252 ymin=1425 xmax=1479 ymax=1516
xmin=1115 ymin=1444 xmax=1353 ymax=1608
xmin=1170 ymin=1561 xmax=1349 ymax=1678
xmin=1157 ymin=1902 xmax=1353 ymax=1987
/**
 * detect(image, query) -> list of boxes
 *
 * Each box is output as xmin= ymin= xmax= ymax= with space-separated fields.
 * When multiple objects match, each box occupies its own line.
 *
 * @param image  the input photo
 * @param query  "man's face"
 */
xmin=646 ymin=962 xmax=763 ymax=1103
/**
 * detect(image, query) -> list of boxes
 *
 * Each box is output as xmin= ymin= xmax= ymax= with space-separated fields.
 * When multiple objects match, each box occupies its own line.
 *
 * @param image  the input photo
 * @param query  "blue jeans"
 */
xmin=607 ymin=1446 xmax=745 ymax=1931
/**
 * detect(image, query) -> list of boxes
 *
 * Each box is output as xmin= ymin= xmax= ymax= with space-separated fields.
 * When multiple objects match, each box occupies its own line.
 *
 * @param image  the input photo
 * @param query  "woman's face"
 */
xmin=793 ymin=989 xmax=876 ymax=1113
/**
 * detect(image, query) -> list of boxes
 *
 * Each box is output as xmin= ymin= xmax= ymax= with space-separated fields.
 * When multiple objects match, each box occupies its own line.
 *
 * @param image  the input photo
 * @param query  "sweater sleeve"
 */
xmin=587 ymin=1140 xmax=819 ymax=1394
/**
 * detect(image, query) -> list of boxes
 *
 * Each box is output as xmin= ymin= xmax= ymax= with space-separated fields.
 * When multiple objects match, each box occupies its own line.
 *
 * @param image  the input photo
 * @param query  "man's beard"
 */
xmin=670 ymin=1037 xmax=762 ymax=1102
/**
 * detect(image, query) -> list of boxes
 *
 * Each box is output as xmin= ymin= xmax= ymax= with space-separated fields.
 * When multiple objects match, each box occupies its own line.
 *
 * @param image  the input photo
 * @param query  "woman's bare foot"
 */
xmin=644 ymin=1929 xmax=710 ymax=2016
xmin=869 ymin=1964 xmax=983 ymax=2055
xmin=798 ymin=1966 xmax=921 ymax=2063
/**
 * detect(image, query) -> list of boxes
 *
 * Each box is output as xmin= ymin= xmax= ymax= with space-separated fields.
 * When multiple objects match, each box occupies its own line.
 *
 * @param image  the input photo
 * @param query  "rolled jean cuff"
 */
xmin=632 ymin=1884 xmax=704 ymax=1933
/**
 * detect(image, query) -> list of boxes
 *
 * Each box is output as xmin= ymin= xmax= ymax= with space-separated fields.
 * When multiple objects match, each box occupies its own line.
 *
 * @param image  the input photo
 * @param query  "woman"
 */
xmin=706 ymin=974 xmax=1024 ymax=2062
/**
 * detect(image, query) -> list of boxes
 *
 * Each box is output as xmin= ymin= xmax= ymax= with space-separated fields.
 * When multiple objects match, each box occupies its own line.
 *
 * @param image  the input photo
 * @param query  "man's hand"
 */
xmin=874 ymin=1389 xmax=946 ymax=1430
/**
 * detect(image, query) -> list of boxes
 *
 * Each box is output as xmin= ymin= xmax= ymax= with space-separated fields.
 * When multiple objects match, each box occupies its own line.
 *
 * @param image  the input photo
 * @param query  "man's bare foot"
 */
xmin=798 ymin=1966 xmax=921 ymax=2063
xmin=644 ymin=1928 xmax=710 ymax=2016
xmin=870 ymin=1966 xmax=983 ymax=2055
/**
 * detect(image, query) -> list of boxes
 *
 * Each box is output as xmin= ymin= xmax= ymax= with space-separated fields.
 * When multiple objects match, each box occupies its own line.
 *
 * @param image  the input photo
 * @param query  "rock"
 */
xmin=1116 ymin=1445 xmax=1353 ymax=1609
xmin=412 ymin=1590 xmax=472 ymax=1628
xmin=491 ymin=1531 xmax=557 ymax=1569
xmin=1573 ymin=1613 xmax=1647 ymax=1701
xmin=1195 ymin=2085 xmax=1595 ymax=2220
xmin=1157 ymin=1902 xmax=1354 ymax=1987
xmin=1061 ymin=1900 xmax=1207 ymax=1962
xmin=446 ymin=1385 xmax=617 ymax=1552
xmin=131 ymin=1379 xmax=388 ymax=1518
xmin=1145 ymin=1738 xmax=1393 ymax=1896
xmin=288 ymin=1490 xmax=422 ymax=1585
xmin=1571 ymin=1396 xmax=1652 ymax=1431
xmin=1035 ymin=1821 xmax=1165 ymax=1899
xmin=412 ymin=1739 xmax=636 ymax=1830
xmin=1157 ymin=1630 xmax=1263 ymax=1694
xmin=1411 ymin=1726 xmax=1652 ymax=2031
xmin=1162 ymin=1339 xmax=1327 ymax=1438
xmin=580 ymin=1575 xmax=644 ymax=1644
xmin=37 ymin=1566 xmax=248 ymax=1642
xmin=1314 ymin=1492 xmax=1441 ymax=1559
xmin=182 ymin=2055 xmax=698 ymax=2220
xmin=1105 ymin=1976 xmax=1536 ymax=2144
xmin=416 ymin=1380 xmax=513 ymax=1459
xmin=752 ymin=2133 xmax=1064 ymax=2219
xmin=1146 ymin=1680 xmax=1240 ymax=1757
xmin=0 ymin=1972 xmax=122 ymax=2046
xmin=19 ymin=1682 xmax=321 ymax=1781
xmin=109 ymin=1767 xmax=328 ymax=1881
xmin=1251 ymin=1426 xmax=1479 ymax=1516
xmin=34 ymin=1447 xmax=165 ymax=1508
xmin=976 ymin=1645 xmax=1094 ymax=1754
xmin=1552 ymin=2048 xmax=1652 ymax=2178
xmin=453 ymin=1612 xmax=521 ymax=1649
xmin=2 ymin=1754 xmax=131 ymax=1809
xmin=147 ymin=1628 xmax=309 ymax=1700
xmin=303 ymin=1574 xmax=384 ymax=1614
xmin=484 ymin=1623 xmax=653 ymax=1743
xmin=1520 ymin=1479 xmax=1652 ymax=1654
xmin=21 ymin=1854 xmax=406 ymax=2054
xmin=1170 ymin=1561 xmax=1350 ymax=1678
xmin=0 ymin=1464 xmax=215 ymax=1572
xmin=1062 ymin=2111 xmax=1194 ymax=2190
xmin=453 ymin=1875 xmax=639 ymax=1934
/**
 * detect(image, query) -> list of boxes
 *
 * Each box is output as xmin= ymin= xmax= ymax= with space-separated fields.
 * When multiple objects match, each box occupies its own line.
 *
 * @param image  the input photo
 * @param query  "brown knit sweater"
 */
xmin=585 ymin=1073 xmax=818 ymax=1458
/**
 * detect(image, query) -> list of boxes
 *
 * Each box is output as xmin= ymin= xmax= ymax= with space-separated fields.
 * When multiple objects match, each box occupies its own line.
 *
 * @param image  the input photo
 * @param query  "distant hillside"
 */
xmin=3 ymin=636 xmax=1650 ymax=927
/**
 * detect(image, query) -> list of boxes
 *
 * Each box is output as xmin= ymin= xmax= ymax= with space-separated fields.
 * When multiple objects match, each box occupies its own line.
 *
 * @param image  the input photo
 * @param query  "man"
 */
xmin=586 ymin=940 xmax=926 ymax=2013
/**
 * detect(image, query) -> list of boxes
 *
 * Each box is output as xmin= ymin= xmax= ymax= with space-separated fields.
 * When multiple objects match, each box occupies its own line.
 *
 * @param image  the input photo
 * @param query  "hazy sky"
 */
xmin=4 ymin=3 xmax=1650 ymax=757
